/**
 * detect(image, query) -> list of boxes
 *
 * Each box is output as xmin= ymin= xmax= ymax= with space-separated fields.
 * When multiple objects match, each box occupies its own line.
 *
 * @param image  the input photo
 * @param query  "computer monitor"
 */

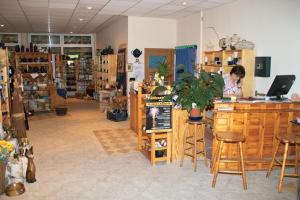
xmin=266 ymin=75 xmax=296 ymax=100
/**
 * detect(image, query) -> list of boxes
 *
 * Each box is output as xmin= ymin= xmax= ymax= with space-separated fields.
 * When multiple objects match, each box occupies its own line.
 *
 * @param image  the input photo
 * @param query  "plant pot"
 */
xmin=0 ymin=161 xmax=6 ymax=194
xmin=189 ymin=108 xmax=203 ymax=121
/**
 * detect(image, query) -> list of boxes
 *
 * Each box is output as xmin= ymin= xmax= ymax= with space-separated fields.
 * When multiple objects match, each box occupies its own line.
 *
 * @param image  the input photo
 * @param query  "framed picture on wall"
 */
xmin=144 ymin=48 xmax=174 ymax=84
xmin=127 ymin=63 xmax=133 ymax=72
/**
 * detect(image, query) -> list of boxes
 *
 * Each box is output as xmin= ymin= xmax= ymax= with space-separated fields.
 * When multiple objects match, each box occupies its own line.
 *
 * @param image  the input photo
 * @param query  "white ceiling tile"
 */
xmin=169 ymin=0 xmax=206 ymax=6
xmin=158 ymin=5 xmax=185 ymax=11
xmin=108 ymin=0 xmax=139 ymax=7
xmin=19 ymin=0 xmax=48 ymax=8
xmin=196 ymin=1 xmax=222 ymax=8
xmin=49 ymin=2 xmax=77 ymax=9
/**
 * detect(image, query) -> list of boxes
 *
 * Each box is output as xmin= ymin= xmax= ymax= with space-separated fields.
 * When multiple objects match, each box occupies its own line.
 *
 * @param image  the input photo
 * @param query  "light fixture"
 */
xmin=70 ymin=32 xmax=73 ymax=34
xmin=182 ymin=1 xmax=187 ymax=6
xmin=87 ymin=6 xmax=92 ymax=10
xmin=79 ymin=18 xmax=84 ymax=21
xmin=0 ymin=24 xmax=4 ymax=27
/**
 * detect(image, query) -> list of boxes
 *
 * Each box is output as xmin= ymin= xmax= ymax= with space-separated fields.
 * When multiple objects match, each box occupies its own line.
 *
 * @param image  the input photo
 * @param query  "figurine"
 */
xmin=25 ymin=146 xmax=36 ymax=183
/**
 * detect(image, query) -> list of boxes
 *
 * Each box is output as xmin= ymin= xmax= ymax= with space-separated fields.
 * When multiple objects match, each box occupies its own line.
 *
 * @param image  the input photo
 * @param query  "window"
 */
xmin=31 ymin=35 xmax=60 ymax=45
xmin=64 ymin=36 xmax=91 ymax=44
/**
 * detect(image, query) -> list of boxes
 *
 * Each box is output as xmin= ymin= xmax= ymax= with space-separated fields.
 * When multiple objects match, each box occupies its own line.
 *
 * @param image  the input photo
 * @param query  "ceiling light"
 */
xmin=87 ymin=6 xmax=92 ymax=10
xmin=79 ymin=18 xmax=84 ymax=21
xmin=182 ymin=1 xmax=187 ymax=6
xmin=70 ymin=32 xmax=73 ymax=34
xmin=0 ymin=24 xmax=4 ymax=27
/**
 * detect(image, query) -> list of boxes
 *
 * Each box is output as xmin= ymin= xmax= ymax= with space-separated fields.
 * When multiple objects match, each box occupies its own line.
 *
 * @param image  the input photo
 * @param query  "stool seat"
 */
xmin=216 ymin=131 xmax=245 ymax=143
xmin=276 ymin=133 xmax=300 ymax=144
xmin=187 ymin=120 xmax=205 ymax=125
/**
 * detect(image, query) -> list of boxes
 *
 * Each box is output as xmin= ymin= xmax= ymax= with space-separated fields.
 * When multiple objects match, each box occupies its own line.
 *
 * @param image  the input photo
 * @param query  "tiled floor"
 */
xmin=1 ymin=99 xmax=298 ymax=200
xmin=93 ymin=129 xmax=137 ymax=155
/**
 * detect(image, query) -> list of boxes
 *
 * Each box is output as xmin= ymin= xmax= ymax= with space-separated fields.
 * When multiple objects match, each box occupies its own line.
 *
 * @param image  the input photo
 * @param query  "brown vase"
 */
xmin=0 ymin=161 xmax=6 ymax=194
xmin=189 ymin=108 xmax=203 ymax=121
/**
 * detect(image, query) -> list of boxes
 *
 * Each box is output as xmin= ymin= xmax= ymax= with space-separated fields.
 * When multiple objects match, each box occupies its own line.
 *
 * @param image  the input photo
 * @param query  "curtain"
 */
xmin=175 ymin=45 xmax=197 ymax=81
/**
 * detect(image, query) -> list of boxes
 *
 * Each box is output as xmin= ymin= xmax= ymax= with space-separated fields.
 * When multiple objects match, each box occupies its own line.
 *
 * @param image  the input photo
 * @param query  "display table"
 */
xmin=213 ymin=100 xmax=300 ymax=171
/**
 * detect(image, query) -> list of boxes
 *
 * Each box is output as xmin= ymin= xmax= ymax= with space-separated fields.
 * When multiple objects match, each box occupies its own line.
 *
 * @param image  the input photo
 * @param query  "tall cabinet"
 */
xmin=202 ymin=50 xmax=255 ymax=97
xmin=0 ymin=49 xmax=11 ymax=125
xmin=93 ymin=54 xmax=117 ymax=92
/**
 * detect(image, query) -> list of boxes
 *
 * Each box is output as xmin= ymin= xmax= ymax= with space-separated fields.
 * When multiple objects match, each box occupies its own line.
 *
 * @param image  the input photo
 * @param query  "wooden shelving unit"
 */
xmin=76 ymin=58 xmax=92 ymax=96
xmin=93 ymin=54 xmax=117 ymax=91
xmin=66 ymin=57 xmax=76 ymax=97
xmin=0 ymin=48 xmax=11 ymax=125
xmin=202 ymin=49 xmax=255 ymax=97
xmin=92 ymin=57 xmax=101 ymax=95
xmin=15 ymin=52 xmax=53 ymax=112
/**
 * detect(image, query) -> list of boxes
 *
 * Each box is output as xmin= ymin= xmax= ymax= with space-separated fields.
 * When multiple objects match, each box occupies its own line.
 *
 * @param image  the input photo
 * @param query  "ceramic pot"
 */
xmin=0 ymin=161 xmax=6 ymax=194
xmin=131 ymin=48 xmax=142 ymax=58
xmin=189 ymin=108 xmax=203 ymax=121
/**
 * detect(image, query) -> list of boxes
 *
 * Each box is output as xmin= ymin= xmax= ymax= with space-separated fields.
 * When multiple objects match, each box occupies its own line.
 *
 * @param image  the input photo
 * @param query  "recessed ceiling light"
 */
xmin=79 ymin=18 xmax=84 ymax=21
xmin=0 ymin=24 xmax=4 ymax=27
xmin=182 ymin=1 xmax=187 ymax=6
xmin=87 ymin=6 xmax=92 ymax=10
xmin=70 ymin=32 xmax=73 ymax=34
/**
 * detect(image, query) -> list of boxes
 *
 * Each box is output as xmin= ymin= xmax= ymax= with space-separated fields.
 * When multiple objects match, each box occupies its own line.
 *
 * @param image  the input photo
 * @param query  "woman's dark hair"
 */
xmin=230 ymin=65 xmax=245 ymax=78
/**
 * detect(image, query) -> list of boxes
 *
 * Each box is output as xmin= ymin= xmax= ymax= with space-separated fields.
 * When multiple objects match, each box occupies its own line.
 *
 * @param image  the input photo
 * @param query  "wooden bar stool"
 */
xmin=266 ymin=133 xmax=300 ymax=192
xmin=212 ymin=131 xmax=247 ymax=190
xmin=180 ymin=120 xmax=208 ymax=172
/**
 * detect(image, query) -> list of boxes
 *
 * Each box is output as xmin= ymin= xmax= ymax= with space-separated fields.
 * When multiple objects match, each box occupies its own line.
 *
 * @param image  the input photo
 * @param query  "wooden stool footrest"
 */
xmin=284 ymin=174 xmax=299 ymax=178
xmin=218 ymin=170 xmax=243 ymax=175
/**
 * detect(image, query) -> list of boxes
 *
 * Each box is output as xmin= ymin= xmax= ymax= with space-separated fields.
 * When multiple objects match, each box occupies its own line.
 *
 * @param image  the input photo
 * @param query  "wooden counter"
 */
xmin=213 ymin=101 xmax=300 ymax=171
xmin=130 ymin=93 xmax=138 ymax=132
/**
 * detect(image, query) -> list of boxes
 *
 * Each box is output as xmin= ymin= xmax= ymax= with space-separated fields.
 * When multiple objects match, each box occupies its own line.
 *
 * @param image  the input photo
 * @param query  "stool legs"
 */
xmin=238 ymin=141 xmax=247 ymax=190
xmin=278 ymin=142 xmax=289 ymax=192
xmin=266 ymin=139 xmax=280 ymax=178
xmin=211 ymin=140 xmax=220 ymax=174
xmin=212 ymin=141 xmax=247 ymax=190
xmin=295 ymin=144 xmax=299 ymax=175
xmin=193 ymin=124 xmax=197 ymax=172
xmin=180 ymin=125 xmax=188 ymax=167
xmin=212 ymin=141 xmax=223 ymax=188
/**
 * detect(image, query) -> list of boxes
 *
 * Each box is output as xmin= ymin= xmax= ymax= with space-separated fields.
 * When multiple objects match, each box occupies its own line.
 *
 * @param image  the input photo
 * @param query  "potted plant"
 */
xmin=0 ymin=140 xmax=14 ymax=194
xmin=169 ymin=70 xmax=224 ymax=120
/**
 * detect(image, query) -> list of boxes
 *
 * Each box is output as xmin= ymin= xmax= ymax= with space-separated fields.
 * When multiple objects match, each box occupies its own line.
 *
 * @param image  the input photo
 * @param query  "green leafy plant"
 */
xmin=169 ymin=70 xmax=224 ymax=112
xmin=157 ymin=60 xmax=169 ymax=79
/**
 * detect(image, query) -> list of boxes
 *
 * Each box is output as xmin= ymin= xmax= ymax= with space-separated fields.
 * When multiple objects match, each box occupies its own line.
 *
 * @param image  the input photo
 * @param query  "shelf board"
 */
xmin=18 ymin=62 xmax=49 ymax=65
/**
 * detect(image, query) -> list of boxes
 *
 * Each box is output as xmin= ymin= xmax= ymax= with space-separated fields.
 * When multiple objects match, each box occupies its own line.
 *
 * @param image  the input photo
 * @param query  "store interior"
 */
xmin=0 ymin=0 xmax=300 ymax=199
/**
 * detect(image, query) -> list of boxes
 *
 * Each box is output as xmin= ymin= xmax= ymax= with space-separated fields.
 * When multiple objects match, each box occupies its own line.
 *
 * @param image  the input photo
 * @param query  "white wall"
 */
xmin=203 ymin=0 xmax=300 ymax=96
xmin=176 ymin=13 xmax=201 ymax=63
xmin=96 ymin=16 xmax=128 ymax=51
xmin=128 ymin=16 xmax=177 ymax=65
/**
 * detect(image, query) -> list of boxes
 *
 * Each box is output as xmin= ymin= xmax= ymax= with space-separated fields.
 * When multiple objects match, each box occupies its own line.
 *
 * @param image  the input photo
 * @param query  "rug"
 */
xmin=93 ymin=128 xmax=138 ymax=155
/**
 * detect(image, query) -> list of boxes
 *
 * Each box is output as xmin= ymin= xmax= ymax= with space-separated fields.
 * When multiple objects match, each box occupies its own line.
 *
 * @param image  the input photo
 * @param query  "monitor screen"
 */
xmin=266 ymin=75 xmax=296 ymax=98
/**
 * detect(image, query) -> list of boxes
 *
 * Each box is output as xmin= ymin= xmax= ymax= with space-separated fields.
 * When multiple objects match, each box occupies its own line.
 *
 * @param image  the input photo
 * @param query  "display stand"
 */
xmin=137 ymin=84 xmax=172 ymax=165
xmin=15 ymin=52 xmax=53 ymax=112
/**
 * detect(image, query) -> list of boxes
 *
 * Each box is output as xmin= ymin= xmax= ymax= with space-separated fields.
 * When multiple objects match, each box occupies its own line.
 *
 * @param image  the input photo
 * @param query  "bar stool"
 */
xmin=180 ymin=120 xmax=208 ymax=172
xmin=212 ymin=131 xmax=247 ymax=190
xmin=266 ymin=133 xmax=300 ymax=192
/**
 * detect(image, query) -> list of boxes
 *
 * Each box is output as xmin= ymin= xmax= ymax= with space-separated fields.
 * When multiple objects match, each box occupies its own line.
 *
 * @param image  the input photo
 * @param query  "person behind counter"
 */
xmin=223 ymin=65 xmax=246 ymax=97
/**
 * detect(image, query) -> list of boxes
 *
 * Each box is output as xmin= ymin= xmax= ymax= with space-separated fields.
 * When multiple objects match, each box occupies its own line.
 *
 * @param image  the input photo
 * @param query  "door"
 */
xmin=144 ymin=48 xmax=174 ymax=84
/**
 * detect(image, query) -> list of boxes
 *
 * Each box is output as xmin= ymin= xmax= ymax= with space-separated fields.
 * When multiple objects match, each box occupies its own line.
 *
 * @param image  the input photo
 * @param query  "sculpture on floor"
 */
xmin=25 ymin=146 xmax=36 ymax=183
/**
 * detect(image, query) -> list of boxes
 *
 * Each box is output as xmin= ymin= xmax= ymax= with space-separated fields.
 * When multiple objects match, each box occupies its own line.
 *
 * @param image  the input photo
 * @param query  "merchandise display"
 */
xmin=76 ymin=58 xmax=92 ymax=96
xmin=15 ymin=52 xmax=52 ymax=112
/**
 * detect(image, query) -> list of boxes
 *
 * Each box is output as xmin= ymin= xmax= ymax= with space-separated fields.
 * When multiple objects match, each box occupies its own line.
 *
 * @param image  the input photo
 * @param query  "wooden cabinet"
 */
xmin=0 ymin=49 xmax=11 ymax=125
xmin=93 ymin=54 xmax=117 ymax=92
xmin=15 ymin=52 xmax=53 ymax=112
xmin=202 ymin=50 xmax=255 ymax=97
xmin=213 ymin=101 xmax=300 ymax=171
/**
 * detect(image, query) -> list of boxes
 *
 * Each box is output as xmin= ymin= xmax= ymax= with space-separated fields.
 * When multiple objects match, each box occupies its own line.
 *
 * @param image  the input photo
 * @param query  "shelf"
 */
xmin=18 ymin=62 xmax=49 ymax=65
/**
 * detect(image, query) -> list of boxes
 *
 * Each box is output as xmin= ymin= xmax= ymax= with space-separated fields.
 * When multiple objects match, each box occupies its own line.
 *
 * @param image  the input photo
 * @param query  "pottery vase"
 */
xmin=0 ymin=161 xmax=6 ymax=194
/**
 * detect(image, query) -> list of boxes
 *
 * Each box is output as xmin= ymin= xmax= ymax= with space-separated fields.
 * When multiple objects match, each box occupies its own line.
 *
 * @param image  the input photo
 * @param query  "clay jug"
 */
xmin=25 ymin=146 xmax=36 ymax=183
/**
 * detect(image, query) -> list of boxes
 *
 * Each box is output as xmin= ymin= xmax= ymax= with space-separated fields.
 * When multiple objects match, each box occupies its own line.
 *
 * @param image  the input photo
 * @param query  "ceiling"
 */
xmin=0 ymin=0 xmax=236 ymax=34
